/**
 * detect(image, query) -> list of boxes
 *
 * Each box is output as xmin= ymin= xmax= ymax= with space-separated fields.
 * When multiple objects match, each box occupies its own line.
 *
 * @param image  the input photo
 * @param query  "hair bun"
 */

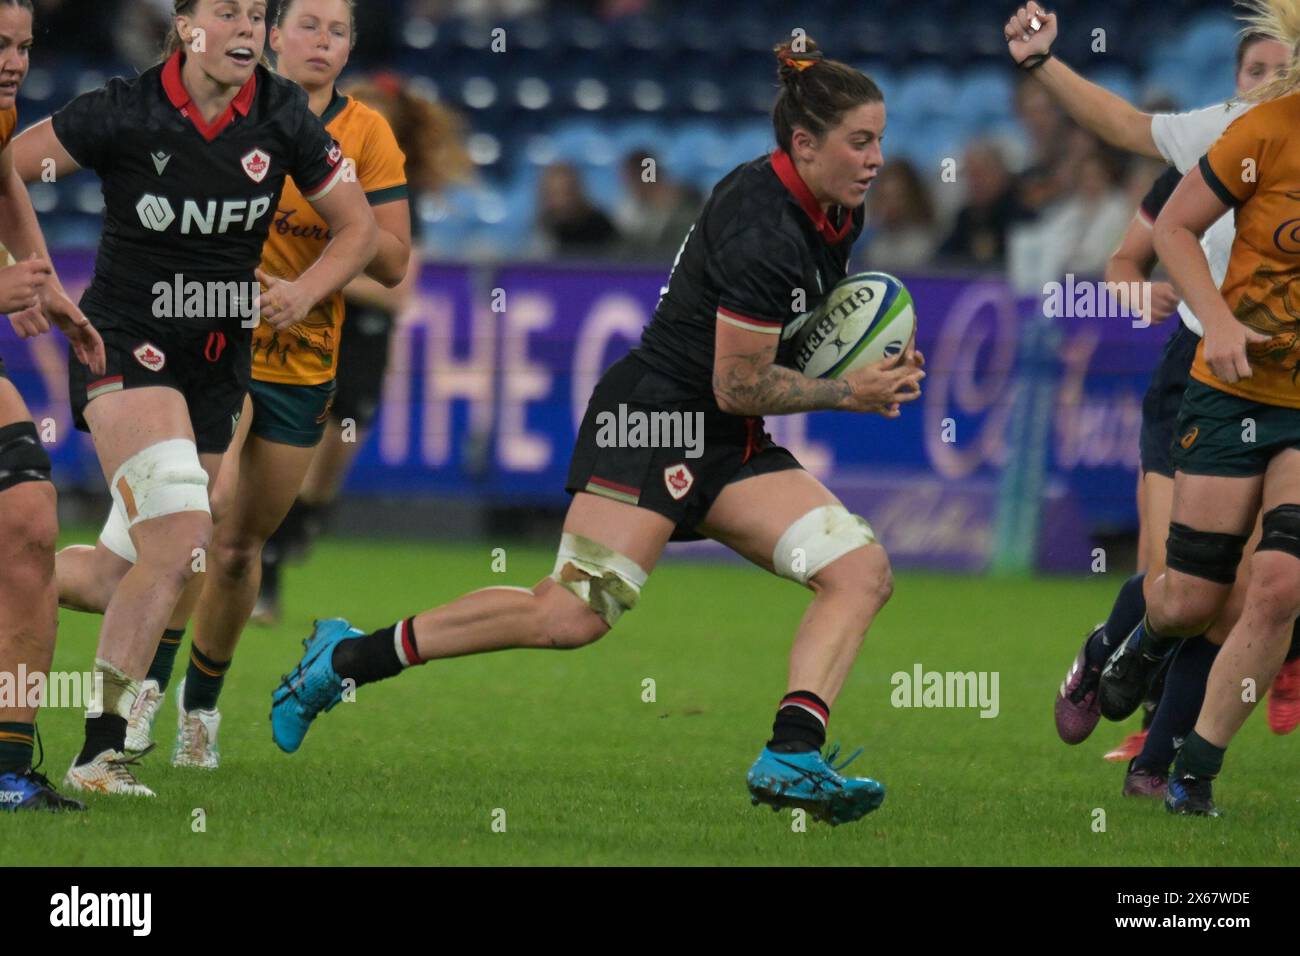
xmin=774 ymin=39 xmax=823 ymax=85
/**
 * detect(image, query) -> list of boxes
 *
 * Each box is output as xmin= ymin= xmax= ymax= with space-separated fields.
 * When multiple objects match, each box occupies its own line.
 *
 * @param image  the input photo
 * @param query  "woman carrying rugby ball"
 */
xmin=272 ymin=38 xmax=924 ymax=826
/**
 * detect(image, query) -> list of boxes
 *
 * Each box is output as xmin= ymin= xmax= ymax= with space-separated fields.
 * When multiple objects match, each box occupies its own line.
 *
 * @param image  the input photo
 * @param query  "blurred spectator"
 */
xmin=857 ymin=159 xmax=938 ymax=274
xmin=533 ymin=163 xmax=618 ymax=259
xmin=1009 ymin=146 xmax=1133 ymax=290
xmin=1012 ymin=78 xmax=1074 ymax=214
xmin=111 ymin=0 xmax=170 ymax=71
xmin=613 ymin=148 xmax=702 ymax=261
xmin=936 ymin=141 xmax=1023 ymax=269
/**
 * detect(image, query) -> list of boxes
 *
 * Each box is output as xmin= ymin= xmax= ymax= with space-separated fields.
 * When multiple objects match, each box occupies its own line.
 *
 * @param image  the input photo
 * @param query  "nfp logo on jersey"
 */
xmin=135 ymin=194 xmax=274 ymax=234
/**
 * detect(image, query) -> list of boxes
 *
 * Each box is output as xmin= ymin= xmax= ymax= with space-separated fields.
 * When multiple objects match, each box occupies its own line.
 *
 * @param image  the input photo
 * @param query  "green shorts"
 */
xmin=249 ymin=378 xmax=336 ymax=448
xmin=1171 ymin=378 xmax=1300 ymax=478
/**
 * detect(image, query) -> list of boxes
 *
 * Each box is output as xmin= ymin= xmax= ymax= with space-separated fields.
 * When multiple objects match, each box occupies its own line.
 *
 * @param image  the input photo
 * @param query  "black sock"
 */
xmin=1141 ymin=654 xmax=1172 ymax=730
xmin=1136 ymin=614 xmax=1180 ymax=660
xmin=0 ymin=722 xmax=35 ymax=774
xmin=1174 ymin=729 xmax=1226 ymax=780
xmin=1135 ymin=635 xmax=1217 ymax=774
xmin=183 ymin=645 xmax=231 ymax=711
xmin=1087 ymin=573 xmax=1147 ymax=669
xmin=268 ymin=502 xmax=305 ymax=557
xmin=1140 ymin=698 xmax=1158 ymax=732
xmin=260 ymin=544 xmax=282 ymax=601
xmin=766 ymin=691 xmax=829 ymax=753
xmin=297 ymin=500 xmax=328 ymax=549
xmin=76 ymin=714 xmax=126 ymax=765
xmin=1288 ymin=618 xmax=1300 ymax=663
xmin=147 ymin=628 xmax=185 ymax=692
xmin=331 ymin=617 xmax=419 ymax=687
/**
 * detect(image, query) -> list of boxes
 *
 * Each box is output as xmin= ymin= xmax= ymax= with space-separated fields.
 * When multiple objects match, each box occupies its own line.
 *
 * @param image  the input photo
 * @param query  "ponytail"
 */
xmin=771 ymin=37 xmax=883 ymax=152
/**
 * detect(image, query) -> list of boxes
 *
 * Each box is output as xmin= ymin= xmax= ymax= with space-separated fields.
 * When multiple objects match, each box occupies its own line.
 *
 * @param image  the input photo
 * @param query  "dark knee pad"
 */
xmin=0 ymin=421 xmax=51 ymax=493
xmin=1165 ymin=521 xmax=1247 ymax=585
xmin=1258 ymin=505 xmax=1300 ymax=561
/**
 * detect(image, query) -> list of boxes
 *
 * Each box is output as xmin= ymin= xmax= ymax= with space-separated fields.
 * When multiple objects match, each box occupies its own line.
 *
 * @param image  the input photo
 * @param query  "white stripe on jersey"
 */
xmin=302 ymin=160 xmax=347 ymax=203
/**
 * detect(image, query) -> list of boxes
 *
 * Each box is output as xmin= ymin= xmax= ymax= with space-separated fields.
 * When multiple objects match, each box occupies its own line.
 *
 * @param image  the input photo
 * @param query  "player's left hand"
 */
xmin=1149 ymin=282 xmax=1181 ymax=323
xmin=41 ymin=286 xmax=106 ymax=375
xmin=255 ymin=268 xmax=314 ymax=330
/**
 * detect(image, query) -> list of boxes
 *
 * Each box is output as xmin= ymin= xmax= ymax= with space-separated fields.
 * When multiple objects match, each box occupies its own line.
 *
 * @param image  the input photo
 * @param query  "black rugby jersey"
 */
xmin=634 ymin=148 xmax=864 ymax=397
xmin=51 ymin=50 xmax=345 ymax=330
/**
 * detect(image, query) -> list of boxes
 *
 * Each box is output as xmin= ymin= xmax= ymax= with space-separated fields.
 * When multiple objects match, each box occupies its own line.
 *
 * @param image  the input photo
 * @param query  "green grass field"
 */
xmin=3 ymin=530 xmax=1296 ymax=866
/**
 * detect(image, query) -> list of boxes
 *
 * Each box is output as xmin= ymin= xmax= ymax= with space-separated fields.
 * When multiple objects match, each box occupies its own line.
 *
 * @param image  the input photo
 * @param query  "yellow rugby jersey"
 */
xmin=252 ymin=91 xmax=406 ymax=385
xmin=1197 ymin=92 xmax=1300 ymax=408
xmin=0 ymin=105 xmax=16 ymax=149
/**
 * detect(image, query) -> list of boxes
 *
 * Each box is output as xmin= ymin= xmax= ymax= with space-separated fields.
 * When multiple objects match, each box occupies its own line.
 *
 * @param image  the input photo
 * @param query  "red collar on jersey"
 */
xmin=162 ymin=50 xmax=257 ymax=143
xmin=770 ymin=148 xmax=852 ymax=245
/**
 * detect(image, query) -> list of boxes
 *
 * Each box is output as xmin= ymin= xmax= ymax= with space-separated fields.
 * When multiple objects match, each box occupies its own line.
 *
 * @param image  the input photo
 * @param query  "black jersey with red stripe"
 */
xmin=50 ymin=51 xmax=344 ymax=331
xmin=633 ymin=148 xmax=864 ymax=398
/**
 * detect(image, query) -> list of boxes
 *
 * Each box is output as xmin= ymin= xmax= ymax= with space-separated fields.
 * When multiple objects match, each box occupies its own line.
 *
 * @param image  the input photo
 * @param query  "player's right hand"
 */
xmin=1005 ymin=2 xmax=1056 ymax=65
xmin=0 ymin=255 xmax=53 ymax=318
xmin=840 ymin=349 xmax=925 ymax=417
xmin=1203 ymin=319 xmax=1270 ymax=384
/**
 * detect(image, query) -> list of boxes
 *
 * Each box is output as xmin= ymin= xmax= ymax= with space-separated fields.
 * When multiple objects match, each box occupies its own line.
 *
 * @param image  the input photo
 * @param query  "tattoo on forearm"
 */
xmin=714 ymin=348 xmax=851 ymax=414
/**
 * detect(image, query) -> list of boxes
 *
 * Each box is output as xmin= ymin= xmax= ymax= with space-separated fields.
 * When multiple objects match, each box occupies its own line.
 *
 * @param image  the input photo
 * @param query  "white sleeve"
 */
xmin=1150 ymin=101 xmax=1251 ymax=173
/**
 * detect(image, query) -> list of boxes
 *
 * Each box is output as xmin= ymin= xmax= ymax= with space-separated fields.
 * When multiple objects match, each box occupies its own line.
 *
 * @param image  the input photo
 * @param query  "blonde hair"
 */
xmin=344 ymin=75 xmax=475 ymax=194
xmin=1237 ymin=0 xmax=1300 ymax=102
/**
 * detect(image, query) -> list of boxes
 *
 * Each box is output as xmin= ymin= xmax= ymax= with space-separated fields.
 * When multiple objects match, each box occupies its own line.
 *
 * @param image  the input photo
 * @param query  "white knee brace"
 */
xmin=99 ymin=499 xmax=137 ymax=563
xmin=108 ymin=438 xmax=210 ymax=535
xmin=772 ymin=505 xmax=877 ymax=585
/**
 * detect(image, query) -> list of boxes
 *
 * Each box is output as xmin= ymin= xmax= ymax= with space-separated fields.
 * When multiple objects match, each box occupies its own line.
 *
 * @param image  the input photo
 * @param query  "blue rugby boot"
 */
xmin=1165 ymin=772 xmax=1221 ymax=817
xmin=0 ymin=766 xmax=87 ymax=812
xmin=271 ymin=618 xmax=362 ymax=753
xmin=747 ymin=743 xmax=885 ymax=825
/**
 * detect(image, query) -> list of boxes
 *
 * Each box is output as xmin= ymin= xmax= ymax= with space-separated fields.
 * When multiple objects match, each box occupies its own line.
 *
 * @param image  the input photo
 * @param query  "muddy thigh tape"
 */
xmin=550 ymin=533 xmax=649 ymax=627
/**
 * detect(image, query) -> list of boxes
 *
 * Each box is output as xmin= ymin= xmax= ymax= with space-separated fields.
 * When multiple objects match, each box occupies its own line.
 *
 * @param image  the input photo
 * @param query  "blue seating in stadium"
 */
xmin=12 ymin=2 xmax=1245 ymax=255
xmin=952 ymin=67 xmax=1015 ymax=124
xmin=891 ymin=67 xmax=960 ymax=121
xmin=1180 ymin=13 xmax=1242 ymax=65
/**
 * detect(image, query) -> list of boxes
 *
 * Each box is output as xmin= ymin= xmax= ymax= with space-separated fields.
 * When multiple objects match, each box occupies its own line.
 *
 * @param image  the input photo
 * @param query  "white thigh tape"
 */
xmin=772 ymin=505 xmax=877 ymax=585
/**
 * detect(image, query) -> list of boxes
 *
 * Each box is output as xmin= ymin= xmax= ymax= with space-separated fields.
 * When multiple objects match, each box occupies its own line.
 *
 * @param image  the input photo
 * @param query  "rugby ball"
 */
xmin=788 ymin=272 xmax=916 ymax=379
